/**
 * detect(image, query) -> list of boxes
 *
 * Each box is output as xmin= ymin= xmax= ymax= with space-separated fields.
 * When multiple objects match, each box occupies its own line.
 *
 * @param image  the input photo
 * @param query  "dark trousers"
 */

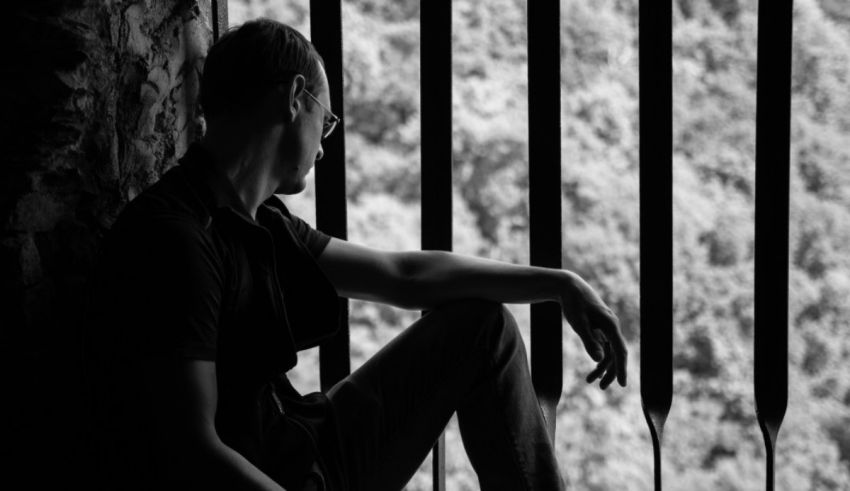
xmin=321 ymin=299 xmax=565 ymax=491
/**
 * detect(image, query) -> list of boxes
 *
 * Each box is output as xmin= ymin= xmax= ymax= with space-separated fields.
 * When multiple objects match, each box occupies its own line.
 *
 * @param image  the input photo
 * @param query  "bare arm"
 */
xmin=141 ymin=359 xmax=288 ymax=491
xmin=317 ymin=239 xmax=565 ymax=309
xmin=317 ymin=238 xmax=627 ymax=388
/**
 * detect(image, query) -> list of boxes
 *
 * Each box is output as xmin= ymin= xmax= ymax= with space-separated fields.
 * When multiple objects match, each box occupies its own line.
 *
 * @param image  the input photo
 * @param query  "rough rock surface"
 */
xmin=4 ymin=0 xmax=215 ymax=483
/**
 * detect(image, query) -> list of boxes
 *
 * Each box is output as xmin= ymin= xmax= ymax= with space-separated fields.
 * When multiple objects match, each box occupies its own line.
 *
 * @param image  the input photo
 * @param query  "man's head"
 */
xmin=201 ymin=18 xmax=325 ymax=122
xmin=200 ymin=19 xmax=335 ymax=195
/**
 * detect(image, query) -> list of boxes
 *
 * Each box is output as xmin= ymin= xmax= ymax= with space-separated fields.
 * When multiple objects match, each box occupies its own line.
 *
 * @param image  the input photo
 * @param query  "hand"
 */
xmin=559 ymin=271 xmax=628 ymax=389
xmin=299 ymin=461 xmax=324 ymax=491
xmin=301 ymin=479 xmax=319 ymax=491
xmin=299 ymin=477 xmax=320 ymax=491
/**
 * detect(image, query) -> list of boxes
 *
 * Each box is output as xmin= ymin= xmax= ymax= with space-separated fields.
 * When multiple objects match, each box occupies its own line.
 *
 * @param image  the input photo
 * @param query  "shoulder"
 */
xmin=111 ymin=166 xmax=214 ymax=236
xmin=112 ymin=165 xmax=212 ymax=235
xmin=110 ymin=207 xmax=211 ymax=253
xmin=105 ymin=188 xmax=223 ymax=273
xmin=260 ymin=196 xmax=332 ymax=258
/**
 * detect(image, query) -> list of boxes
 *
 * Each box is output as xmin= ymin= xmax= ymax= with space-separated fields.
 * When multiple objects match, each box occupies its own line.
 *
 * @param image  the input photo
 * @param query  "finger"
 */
xmin=607 ymin=323 xmax=628 ymax=387
xmin=588 ymin=330 xmax=618 ymax=390
xmin=585 ymin=357 xmax=609 ymax=383
xmin=574 ymin=311 xmax=604 ymax=362
xmin=592 ymin=328 xmax=606 ymax=344
xmin=585 ymin=344 xmax=613 ymax=383
xmin=600 ymin=362 xmax=618 ymax=390
xmin=593 ymin=310 xmax=628 ymax=387
xmin=617 ymin=345 xmax=628 ymax=387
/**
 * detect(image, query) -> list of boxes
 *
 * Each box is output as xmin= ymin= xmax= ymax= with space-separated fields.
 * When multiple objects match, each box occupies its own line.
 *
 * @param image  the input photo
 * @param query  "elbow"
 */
xmin=391 ymin=251 xmax=444 ymax=311
xmin=388 ymin=252 xmax=422 ymax=310
xmin=162 ymin=433 xmax=231 ymax=487
xmin=158 ymin=422 xmax=222 ymax=473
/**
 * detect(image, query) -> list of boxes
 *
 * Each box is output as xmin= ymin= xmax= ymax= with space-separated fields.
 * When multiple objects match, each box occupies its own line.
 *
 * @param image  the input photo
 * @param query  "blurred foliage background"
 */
xmin=229 ymin=1 xmax=850 ymax=489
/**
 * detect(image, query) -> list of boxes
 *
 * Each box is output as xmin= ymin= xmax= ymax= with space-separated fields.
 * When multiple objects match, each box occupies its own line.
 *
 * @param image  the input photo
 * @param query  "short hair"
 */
xmin=200 ymin=18 xmax=325 ymax=121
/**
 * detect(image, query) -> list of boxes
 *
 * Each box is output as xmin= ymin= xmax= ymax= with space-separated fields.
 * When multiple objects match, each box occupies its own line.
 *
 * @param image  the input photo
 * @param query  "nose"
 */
xmin=316 ymin=145 xmax=324 ymax=161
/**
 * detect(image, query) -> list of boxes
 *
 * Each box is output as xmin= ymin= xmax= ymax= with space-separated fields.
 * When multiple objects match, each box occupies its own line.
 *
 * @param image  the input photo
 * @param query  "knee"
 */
xmin=438 ymin=299 xmax=520 ymax=344
xmin=440 ymin=298 xmax=509 ymax=322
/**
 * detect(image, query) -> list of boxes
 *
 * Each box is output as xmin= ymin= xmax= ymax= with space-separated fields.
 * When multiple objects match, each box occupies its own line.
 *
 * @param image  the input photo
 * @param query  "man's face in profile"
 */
xmin=274 ymin=65 xmax=331 ymax=195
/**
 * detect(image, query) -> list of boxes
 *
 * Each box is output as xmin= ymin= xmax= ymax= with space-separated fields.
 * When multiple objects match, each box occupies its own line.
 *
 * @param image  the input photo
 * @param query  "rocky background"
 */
xmin=4 ymin=0 xmax=214 ymax=483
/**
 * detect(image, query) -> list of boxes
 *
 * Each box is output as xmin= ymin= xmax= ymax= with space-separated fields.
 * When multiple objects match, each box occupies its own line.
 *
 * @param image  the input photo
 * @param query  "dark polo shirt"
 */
xmin=84 ymin=143 xmax=346 ymax=490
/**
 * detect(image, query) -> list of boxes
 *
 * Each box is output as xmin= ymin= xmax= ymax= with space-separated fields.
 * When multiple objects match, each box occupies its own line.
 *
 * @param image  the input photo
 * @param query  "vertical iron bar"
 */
xmin=211 ymin=0 xmax=228 ymax=41
xmin=527 ymin=0 xmax=563 ymax=443
xmin=421 ymin=2 xmax=452 ymax=490
xmin=310 ymin=0 xmax=351 ymax=391
xmin=639 ymin=1 xmax=673 ymax=490
xmin=754 ymin=1 xmax=793 ymax=490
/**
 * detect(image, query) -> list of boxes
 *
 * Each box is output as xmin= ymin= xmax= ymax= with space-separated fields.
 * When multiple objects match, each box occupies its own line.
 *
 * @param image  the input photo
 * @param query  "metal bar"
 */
xmin=310 ymin=0 xmax=352 ymax=391
xmin=421 ymin=1 xmax=452 ymax=489
xmin=754 ymin=1 xmax=793 ymax=489
xmin=211 ymin=0 xmax=228 ymax=41
xmin=421 ymin=5 xmax=453 ymax=251
xmin=638 ymin=1 xmax=673 ymax=489
xmin=431 ymin=434 xmax=446 ymax=491
xmin=527 ymin=0 xmax=563 ymax=443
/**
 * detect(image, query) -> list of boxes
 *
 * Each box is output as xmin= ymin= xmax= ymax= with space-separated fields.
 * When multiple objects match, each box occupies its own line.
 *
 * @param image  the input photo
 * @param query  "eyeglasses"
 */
xmin=302 ymin=89 xmax=341 ymax=140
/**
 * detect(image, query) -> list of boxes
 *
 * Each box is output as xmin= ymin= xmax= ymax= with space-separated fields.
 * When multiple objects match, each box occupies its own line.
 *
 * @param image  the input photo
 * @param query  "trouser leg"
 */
xmin=325 ymin=299 xmax=565 ymax=491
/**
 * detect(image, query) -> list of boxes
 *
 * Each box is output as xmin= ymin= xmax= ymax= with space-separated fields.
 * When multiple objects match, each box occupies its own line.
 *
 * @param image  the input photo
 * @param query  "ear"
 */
xmin=285 ymin=74 xmax=307 ymax=122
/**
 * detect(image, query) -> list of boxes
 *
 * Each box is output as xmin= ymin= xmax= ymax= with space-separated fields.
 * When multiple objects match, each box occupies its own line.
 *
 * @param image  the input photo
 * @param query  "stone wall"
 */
xmin=4 ymin=0 xmax=214 ymax=483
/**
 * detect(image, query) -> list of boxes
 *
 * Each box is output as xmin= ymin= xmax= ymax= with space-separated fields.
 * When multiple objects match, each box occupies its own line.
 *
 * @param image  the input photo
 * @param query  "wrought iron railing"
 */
xmin=211 ymin=1 xmax=794 ymax=489
xmin=753 ymin=2 xmax=792 ymax=490
xmin=639 ymin=2 xmax=674 ymax=490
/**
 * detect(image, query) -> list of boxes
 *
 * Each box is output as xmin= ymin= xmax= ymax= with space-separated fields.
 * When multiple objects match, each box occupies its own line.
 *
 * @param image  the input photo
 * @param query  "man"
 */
xmin=85 ymin=18 xmax=627 ymax=491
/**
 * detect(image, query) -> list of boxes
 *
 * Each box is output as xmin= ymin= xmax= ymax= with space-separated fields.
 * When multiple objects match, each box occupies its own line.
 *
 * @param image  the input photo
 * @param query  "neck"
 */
xmin=199 ymin=119 xmax=282 ymax=219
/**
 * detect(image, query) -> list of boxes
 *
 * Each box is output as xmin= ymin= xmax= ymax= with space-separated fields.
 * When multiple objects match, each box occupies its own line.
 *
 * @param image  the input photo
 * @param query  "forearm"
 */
xmin=206 ymin=440 xmax=288 ymax=491
xmin=393 ymin=250 xmax=572 ymax=310
xmin=170 ymin=437 xmax=287 ymax=491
